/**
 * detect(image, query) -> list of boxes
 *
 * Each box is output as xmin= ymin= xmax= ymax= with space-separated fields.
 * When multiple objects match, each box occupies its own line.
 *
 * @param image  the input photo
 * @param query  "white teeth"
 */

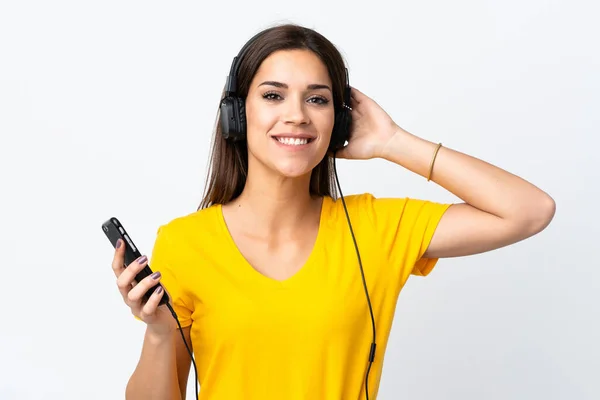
xmin=276 ymin=137 xmax=309 ymax=146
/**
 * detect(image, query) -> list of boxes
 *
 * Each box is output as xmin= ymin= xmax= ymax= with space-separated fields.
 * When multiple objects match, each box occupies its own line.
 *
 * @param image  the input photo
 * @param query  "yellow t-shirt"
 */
xmin=150 ymin=193 xmax=451 ymax=400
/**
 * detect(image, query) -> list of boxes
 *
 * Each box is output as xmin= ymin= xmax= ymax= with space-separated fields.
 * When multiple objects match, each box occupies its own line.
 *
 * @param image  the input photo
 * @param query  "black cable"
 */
xmin=166 ymin=303 xmax=199 ymax=400
xmin=332 ymin=152 xmax=377 ymax=400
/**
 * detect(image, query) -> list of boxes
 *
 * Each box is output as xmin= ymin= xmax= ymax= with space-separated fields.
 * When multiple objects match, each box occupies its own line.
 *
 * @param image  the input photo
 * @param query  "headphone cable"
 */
xmin=166 ymin=303 xmax=199 ymax=400
xmin=333 ymin=152 xmax=377 ymax=400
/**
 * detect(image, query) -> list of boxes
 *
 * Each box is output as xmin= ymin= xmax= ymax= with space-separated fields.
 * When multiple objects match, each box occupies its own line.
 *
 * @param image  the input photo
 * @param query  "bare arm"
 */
xmin=110 ymin=236 xmax=194 ymax=399
xmin=335 ymin=87 xmax=555 ymax=259
xmin=125 ymin=326 xmax=193 ymax=400
xmin=381 ymin=129 xmax=556 ymax=258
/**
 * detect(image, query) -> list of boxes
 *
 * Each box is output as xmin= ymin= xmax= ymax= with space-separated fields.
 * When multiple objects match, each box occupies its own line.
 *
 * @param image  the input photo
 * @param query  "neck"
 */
xmin=227 ymin=167 xmax=321 ymax=238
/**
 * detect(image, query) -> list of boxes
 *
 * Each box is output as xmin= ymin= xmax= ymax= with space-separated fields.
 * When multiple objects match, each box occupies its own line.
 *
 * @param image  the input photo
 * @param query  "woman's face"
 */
xmin=244 ymin=49 xmax=335 ymax=179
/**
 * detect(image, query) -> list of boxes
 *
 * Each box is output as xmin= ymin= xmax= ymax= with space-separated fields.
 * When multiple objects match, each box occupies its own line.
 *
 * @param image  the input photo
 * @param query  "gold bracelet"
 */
xmin=427 ymin=143 xmax=442 ymax=182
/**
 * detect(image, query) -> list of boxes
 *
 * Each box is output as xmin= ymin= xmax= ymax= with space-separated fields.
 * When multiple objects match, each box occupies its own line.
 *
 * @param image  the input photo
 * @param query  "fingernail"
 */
xmin=137 ymin=256 xmax=147 ymax=264
xmin=156 ymin=286 xmax=163 ymax=294
xmin=151 ymin=271 xmax=161 ymax=279
xmin=116 ymin=239 xmax=122 ymax=248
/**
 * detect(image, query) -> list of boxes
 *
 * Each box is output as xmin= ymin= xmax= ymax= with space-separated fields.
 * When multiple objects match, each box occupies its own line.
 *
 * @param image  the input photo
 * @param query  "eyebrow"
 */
xmin=258 ymin=81 xmax=331 ymax=92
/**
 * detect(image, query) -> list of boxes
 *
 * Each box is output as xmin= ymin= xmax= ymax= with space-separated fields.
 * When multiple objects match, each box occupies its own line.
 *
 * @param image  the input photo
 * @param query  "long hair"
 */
xmin=198 ymin=24 xmax=348 ymax=210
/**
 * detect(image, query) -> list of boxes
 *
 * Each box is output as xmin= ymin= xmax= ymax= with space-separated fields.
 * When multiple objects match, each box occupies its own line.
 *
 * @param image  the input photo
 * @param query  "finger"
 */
xmin=350 ymin=86 xmax=366 ymax=103
xmin=127 ymin=270 xmax=162 ymax=304
xmin=116 ymin=255 xmax=148 ymax=299
xmin=349 ymin=89 xmax=365 ymax=117
xmin=111 ymin=239 xmax=126 ymax=277
xmin=139 ymin=285 xmax=165 ymax=320
xmin=350 ymin=96 xmax=360 ymax=115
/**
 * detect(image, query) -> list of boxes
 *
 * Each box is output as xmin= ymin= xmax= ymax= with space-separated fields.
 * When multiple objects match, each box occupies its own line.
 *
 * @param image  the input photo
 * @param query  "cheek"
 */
xmin=244 ymin=103 xmax=275 ymax=157
xmin=315 ymin=110 xmax=335 ymax=142
xmin=246 ymin=101 xmax=276 ymax=132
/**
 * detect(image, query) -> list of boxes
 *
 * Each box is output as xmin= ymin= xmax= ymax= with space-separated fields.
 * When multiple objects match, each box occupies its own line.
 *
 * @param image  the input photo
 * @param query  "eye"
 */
xmin=308 ymin=96 xmax=330 ymax=105
xmin=262 ymin=91 xmax=282 ymax=101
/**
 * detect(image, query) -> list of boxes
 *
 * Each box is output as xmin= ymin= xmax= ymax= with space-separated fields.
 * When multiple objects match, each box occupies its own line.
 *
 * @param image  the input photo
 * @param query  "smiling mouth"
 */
xmin=273 ymin=136 xmax=314 ymax=146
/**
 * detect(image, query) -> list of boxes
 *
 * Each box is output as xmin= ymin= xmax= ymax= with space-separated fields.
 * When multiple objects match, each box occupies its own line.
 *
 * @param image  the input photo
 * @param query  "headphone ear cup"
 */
xmin=236 ymin=97 xmax=246 ymax=137
xmin=220 ymin=96 xmax=247 ymax=140
xmin=329 ymin=109 xmax=352 ymax=151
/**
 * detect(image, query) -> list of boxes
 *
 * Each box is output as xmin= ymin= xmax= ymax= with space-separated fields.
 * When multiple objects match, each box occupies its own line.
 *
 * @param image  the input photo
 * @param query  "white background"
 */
xmin=1 ymin=1 xmax=598 ymax=399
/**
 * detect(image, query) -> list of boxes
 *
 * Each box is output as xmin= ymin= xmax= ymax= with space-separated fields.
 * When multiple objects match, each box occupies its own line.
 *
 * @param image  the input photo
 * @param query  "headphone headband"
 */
xmin=224 ymin=30 xmax=265 ymax=96
xmin=224 ymin=30 xmax=351 ymax=106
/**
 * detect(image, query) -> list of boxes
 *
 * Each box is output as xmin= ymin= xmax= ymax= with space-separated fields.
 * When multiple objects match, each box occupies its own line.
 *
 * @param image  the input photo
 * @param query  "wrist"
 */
xmin=379 ymin=126 xmax=412 ymax=162
xmin=145 ymin=325 xmax=176 ymax=345
xmin=380 ymin=127 xmax=440 ymax=178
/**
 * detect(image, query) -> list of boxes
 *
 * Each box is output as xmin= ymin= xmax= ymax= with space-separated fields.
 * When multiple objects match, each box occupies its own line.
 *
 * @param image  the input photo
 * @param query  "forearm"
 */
xmin=381 ymin=127 xmax=555 ymax=224
xmin=126 ymin=328 xmax=182 ymax=400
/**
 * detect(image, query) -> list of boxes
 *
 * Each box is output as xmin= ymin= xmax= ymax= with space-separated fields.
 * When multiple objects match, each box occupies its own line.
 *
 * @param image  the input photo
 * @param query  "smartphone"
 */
xmin=102 ymin=217 xmax=169 ymax=306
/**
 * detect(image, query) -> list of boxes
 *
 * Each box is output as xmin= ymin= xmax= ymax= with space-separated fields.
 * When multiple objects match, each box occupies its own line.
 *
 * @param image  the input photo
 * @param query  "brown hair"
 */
xmin=198 ymin=23 xmax=348 ymax=210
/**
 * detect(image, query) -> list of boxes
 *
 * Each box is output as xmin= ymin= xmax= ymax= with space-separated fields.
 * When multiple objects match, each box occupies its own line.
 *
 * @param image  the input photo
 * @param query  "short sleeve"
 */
xmin=361 ymin=194 xmax=452 ymax=278
xmin=148 ymin=224 xmax=193 ymax=328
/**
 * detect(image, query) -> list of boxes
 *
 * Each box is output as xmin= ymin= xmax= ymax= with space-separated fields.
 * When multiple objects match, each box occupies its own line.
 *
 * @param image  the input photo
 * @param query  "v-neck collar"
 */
xmin=214 ymin=196 xmax=330 ymax=289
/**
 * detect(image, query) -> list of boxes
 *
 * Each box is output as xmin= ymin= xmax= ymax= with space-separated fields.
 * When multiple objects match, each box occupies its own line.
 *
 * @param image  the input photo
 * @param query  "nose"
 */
xmin=282 ymin=95 xmax=310 ymax=125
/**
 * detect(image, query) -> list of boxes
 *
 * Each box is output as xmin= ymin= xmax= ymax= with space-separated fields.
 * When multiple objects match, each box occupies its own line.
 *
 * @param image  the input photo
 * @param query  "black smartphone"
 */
xmin=102 ymin=217 xmax=169 ymax=306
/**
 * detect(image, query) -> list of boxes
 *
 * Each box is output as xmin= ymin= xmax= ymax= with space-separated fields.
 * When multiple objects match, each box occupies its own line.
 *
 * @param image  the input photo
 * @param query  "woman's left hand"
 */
xmin=333 ymin=87 xmax=401 ymax=160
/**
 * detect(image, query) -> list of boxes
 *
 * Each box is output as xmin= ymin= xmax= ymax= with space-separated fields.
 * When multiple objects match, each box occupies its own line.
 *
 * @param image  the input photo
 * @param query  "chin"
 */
xmin=272 ymin=159 xmax=318 ymax=179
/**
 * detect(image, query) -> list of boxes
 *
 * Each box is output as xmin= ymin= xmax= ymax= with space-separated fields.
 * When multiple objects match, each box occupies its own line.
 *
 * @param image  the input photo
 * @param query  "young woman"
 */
xmin=111 ymin=24 xmax=555 ymax=400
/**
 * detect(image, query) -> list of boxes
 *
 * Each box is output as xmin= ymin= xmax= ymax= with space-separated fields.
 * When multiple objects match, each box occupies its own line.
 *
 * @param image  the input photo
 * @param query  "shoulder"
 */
xmin=325 ymin=192 xmax=451 ymax=229
xmin=150 ymin=204 xmax=225 ymax=276
xmin=326 ymin=192 xmax=379 ymax=214
xmin=155 ymin=204 xmax=222 ymax=242
xmin=325 ymin=192 xmax=410 ymax=219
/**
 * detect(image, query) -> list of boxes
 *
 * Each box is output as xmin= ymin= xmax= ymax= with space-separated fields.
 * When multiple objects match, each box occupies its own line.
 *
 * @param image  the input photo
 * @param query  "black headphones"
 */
xmin=219 ymin=31 xmax=353 ymax=152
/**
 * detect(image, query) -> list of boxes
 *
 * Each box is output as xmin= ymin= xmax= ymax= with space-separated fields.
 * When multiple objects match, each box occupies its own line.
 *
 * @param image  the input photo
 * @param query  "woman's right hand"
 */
xmin=112 ymin=238 xmax=177 ymax=337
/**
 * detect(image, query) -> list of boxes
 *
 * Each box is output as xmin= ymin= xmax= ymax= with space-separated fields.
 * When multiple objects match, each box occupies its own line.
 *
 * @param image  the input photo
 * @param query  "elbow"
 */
xmin=521 ymin=193 xmax=556 ymax=236
xmin=535 ymin=193 xmax=556 ymax=232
